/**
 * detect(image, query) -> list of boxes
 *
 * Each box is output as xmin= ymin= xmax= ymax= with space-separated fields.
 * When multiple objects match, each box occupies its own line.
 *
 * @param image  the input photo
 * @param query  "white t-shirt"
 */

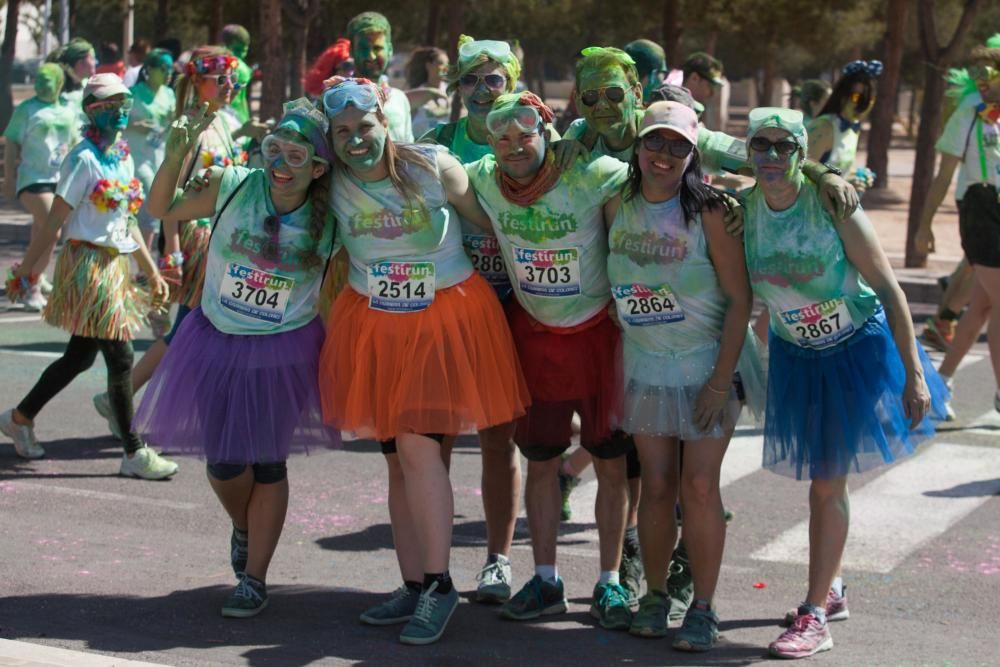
xmin=57 ymin=139 xmax=141 ymax=253
xmin=936 ymin=91 xmax=1000 ymax=199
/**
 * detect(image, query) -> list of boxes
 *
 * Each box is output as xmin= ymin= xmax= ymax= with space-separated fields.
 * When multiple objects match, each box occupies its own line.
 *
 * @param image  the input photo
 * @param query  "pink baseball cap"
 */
xmin=638 ymin=101 xmax=699 ymax=146
xmin=83 ymin=73 xmax=131 ymax=101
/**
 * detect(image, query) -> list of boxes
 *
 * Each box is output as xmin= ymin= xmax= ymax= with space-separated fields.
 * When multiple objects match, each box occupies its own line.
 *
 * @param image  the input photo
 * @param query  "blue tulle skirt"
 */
xmin=764 ymin=309 xmax=950 ymax=480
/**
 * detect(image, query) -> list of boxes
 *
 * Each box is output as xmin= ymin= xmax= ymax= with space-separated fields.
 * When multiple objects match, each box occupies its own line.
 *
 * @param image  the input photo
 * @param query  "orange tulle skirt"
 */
xmin=320 ymin=272 xmax=530 ymax=441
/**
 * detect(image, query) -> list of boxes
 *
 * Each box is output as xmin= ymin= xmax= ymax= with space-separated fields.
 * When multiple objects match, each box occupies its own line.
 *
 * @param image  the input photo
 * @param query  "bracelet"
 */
xmin=705 ymin=382 xmax=729 ymax=395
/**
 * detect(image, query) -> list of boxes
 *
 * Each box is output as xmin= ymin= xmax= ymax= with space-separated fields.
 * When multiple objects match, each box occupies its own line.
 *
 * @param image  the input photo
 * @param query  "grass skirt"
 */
xmin=43 ymin=242 xmax=145 ymax=342
xmin=320 ymin=272 xmax=530 ymax=441
xmin=764 ymin=309 xmax=950 ymax=480
xmin=134 ymin=308 xmax=338 ymax=463
xmin=622 ymin=328 xmax=766 ymax=440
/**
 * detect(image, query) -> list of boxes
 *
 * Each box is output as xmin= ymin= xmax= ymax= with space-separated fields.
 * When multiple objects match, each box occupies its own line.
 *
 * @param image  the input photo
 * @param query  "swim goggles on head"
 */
xmin=486 ymin=105 xmax=541 ymax=136
xmin=459 ymin=39 xmax=512 ymax=64
xmin=747 ymin=106 xmax=806 ymax=146
xmin=322 ymin=79 xmax=382 ymax=118
xmin=261 ymin=135 xmax=326 ymax=168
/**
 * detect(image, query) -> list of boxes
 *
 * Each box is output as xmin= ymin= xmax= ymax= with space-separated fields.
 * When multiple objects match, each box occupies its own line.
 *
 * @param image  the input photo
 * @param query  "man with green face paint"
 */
xmin=347 ymin=11 xmax=413 ymax=142
xmin=3 ymin=63 xmax=81 ymax=309
xmin=222 ymin=25 xmax=253 ymax=125
xmin=624 ymin=39 xmax=668 ymax=105
xmin=466 ymin=91 xmax=637 ymax=631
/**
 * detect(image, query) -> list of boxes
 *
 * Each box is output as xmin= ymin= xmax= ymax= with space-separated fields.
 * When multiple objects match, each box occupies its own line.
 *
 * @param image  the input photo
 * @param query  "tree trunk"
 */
xmin=154 ymin=0 xmax=169 ymax=39
xmin=866 ymin=0 xmax=910 ymax=189
xmin=0 ymin=0 xmax=21 ymax=134
xmin=425 ymin=0 xmax=441 ymax=46
xmin=288 ymin=23 xmax=306 ymax=99
xmin=208 ymin=4 xmax=223 ymax=43
xmin=905 ymin=0 xmax=982 ymax=267
xmin=661 ymin=0 xmax=683 ymax=67
xmin=704 ymin=31 xmax=718 ymax=57
xmin=258 ymin=0 xmax=285 ymax=122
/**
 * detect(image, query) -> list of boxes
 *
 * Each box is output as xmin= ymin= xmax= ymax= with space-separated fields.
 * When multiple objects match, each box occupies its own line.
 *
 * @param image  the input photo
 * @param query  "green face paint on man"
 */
xmin=347 ymin=11 xmax=394 ymax=80
xmin=574 ymin=48 xmax=642 ymax=150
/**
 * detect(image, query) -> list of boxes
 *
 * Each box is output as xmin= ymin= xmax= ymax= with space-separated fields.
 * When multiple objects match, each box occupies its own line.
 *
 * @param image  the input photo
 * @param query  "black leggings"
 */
xmin=17 ymin=335 xmax=143 ymax=454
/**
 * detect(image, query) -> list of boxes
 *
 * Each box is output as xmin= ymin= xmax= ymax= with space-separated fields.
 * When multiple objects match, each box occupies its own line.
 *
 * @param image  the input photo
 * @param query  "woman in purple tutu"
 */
xmin=136 ymin=98 xmax=338 ymax=618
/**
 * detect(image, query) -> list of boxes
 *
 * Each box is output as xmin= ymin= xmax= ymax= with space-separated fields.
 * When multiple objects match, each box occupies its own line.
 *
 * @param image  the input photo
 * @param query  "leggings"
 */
xmin=17 ymin=335 xmax=143 ymax=454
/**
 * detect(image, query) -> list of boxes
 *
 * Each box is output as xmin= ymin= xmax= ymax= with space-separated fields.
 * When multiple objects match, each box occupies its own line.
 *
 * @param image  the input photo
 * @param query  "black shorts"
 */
xmin=959 ymin=184 xmax=1000 ymax=268
xmin=17 ymin=182 xmax=57 ymax=197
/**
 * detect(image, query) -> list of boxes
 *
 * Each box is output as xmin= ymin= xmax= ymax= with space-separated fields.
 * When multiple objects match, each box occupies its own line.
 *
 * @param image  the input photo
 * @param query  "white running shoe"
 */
xmin=38 ymin=275 xmax=54 ymax=296
xmin=92 ymin=392 xmax=124 ymax=440
xmin=120 ymin=447 xmax=178 ymax=480
xmin=0 ymin=409 xmax=46 ymax=459
xmin=942 ymin=376 xmax=957 ymax=422
xmin=22 ymin=285 xmax=47 ymax=312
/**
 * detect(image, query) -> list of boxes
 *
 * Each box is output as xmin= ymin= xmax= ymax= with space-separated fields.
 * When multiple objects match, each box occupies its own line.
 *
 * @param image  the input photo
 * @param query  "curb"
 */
xmin=0 ymin=638 xmax=171 ymax=666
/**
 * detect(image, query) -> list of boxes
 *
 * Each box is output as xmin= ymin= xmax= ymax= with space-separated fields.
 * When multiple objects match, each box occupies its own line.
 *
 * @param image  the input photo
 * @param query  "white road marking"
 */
xmin=751 ymin=443 xmax=1000 ymax=573
xmin=0 ymin=315 xmax=44 ymax=324
xmin=0 ymin=638 xmax=170 ymax=667
xmin=7 ymin=481 xmax=200 ymax=511
xmin=0 ymin=348 xmax=63 ymax=359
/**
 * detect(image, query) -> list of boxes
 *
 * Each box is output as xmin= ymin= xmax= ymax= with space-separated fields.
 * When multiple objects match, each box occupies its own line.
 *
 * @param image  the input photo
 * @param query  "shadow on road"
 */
xmin=0 ymin=585 xmax=769 ymax=665
xmin=0 ymin=437 xmax=123 ymax=479
xmin=924 ymin=478 xmax=1000 ymax=498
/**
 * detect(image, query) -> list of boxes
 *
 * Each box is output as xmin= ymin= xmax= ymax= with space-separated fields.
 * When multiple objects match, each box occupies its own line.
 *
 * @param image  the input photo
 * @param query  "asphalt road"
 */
xmin=0 ymin=297 xmax=997 ymax=667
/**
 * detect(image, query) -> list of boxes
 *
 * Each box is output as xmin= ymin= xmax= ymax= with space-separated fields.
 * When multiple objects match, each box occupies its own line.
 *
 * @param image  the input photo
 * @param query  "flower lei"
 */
xmin=84 ymin=126 xmax=131 ymax=164
xmin=186 ymin=54 xmax=238 ymax=77
xmin=90 ymin=177 xmax=144 ymax=215
xmin=201 ymin=145 xmax=249 ymax=168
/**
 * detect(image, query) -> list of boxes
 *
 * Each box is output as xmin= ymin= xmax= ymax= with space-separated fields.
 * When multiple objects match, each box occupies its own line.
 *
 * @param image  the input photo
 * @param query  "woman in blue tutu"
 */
xmin=742 ymin=108 xmax=948 ymax=659
xmin=136 ymin=98 xmax=339 ymax=618
xmin=606 ymin=101 xmax=765 ymax=649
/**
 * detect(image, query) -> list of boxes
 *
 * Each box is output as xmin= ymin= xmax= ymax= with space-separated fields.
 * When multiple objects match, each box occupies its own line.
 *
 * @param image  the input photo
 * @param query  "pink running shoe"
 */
xmin=783 ymin=587 xmax=849 ymax=626
xmin=769 ymin=613 xmax=833 ymax=659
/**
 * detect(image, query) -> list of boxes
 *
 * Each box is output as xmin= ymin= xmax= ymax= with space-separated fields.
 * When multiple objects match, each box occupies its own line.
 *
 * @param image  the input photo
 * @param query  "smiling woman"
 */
xmin=318 ymin=77 xmax=529 ymax=646
xmin=133 ymin=97 xmax=339 ymax=621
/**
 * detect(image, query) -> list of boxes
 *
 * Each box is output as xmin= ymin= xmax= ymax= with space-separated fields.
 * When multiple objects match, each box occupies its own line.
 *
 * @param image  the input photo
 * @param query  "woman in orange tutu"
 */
xmin=319 ymin=77 xmax=529 ymax=645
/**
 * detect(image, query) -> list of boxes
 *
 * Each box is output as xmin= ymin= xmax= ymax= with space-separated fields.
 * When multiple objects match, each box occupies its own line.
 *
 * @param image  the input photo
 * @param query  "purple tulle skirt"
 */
xmin=134 ymin=308 xmax=340 ymax=463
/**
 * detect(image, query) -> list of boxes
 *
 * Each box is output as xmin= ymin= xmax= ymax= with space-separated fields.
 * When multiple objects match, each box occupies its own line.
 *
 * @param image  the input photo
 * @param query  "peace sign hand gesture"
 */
xmin=165 ymin=103 xmax=216 ymax=162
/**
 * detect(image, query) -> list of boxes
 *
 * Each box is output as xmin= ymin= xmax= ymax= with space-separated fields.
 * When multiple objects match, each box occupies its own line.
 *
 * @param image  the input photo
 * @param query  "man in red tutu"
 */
xmin=465 ymin=91 xmax=635 ymax=630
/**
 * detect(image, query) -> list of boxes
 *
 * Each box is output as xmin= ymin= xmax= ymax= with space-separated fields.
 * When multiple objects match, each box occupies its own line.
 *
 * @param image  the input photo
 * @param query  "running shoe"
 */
xmin=0 ymin=409 xmax=45 ymax=459
xmin=629 ymin=590 xmax=669 ymax=638
xmin=783 ymin=587 xmax=849 ymax=625
xmin=499 ymin=575 xmax=567 ymax=620
xmin=38 ymin=275 xmax=53 ymax=296
xmin=920 ymin=317 xmax=955 ymax=353
xmin=221 ymin=574 xmax=268 ymax=618
xmin=230 ymin=526 xmax=248 ymax=577
xmin=360 ymin=585 xmax=420 ymax=625
xmin=558 ymin=460 xmax=580 ymax=521
xmin=22 ymin=285 xmax=46 ymax=312
xmin=92 ymin=392 xmax=124 ymax=440
xmin=667 ymin=542 xmax=694 ymax=625
xmin=672 ymin=601 xmax=720 ymax=652
xmin=399 ymin=581 xmax=459 ymax=645
xmin=590 ymin=582 xmax=632 ymax=630
xmin=769 ymin=611 xmax=833 ymax=659
xmin=941 ymin=377 xmax=957 ymax=421
xmin=476 ymin=554 xmax=512 ymax=603
xmin=619 ymin=544 xmax=643 ymax=611
xmin=119 ymin=446 xmax=178 ymax=480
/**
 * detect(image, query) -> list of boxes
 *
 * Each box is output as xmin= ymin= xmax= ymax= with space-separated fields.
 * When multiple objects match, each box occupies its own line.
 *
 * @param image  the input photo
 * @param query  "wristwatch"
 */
xmin=821 ymin=162 xmax=844 ymax=177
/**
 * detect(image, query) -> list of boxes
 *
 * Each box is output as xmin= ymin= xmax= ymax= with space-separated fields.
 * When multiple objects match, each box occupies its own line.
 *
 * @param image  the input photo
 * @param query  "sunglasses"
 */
xmin=261 ymin=135 xmax=324 ymax=169
xmin=970 ymin=65 xmax=1000 ymax=82
xmin=211 ymin=73 xmax=237 ymax=87
xmin=486 ymin=105 xmax=541 ymax=136
xmin=580 ymin=86 xmax=626 ymax=107
xmin=749 ymin=136 xmax=800 ymax=156
xmin=86 ymin=99 xmax=133 ymax=114
xmin=459 ymin=73 xmax=507 ymax=90
xmin=641 ymin=133 xmax=693 ymax=158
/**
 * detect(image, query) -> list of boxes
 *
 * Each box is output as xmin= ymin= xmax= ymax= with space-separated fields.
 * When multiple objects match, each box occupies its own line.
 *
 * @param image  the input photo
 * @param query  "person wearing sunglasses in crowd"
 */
xmin=606 ymin=101 xmax=765 ymax=649
xmin=464 ymin=91 xmax=636 ymax=631
xmin=2 ymin=74 xmax=173 ymax=479
xmin=319 ymin=78 xmax=529 ymax=645
xmin=917 ymin=36 xmax=1000 ymax=418
xmin=420 ymin=36 xmax=530 ymax=606
xmin=741 ymin=107 xmax=948 ymax=659
xmin=347 ymin=12 xmax=413 ymax=142
xmin=807 ymin=60 xmax=882 ymax=195
xmin=125 ymin=48 xmax=177 ymax=251
xmin=134 ymin=98 xmax=338 ymax=619
xmin=2 ymin=63 xmax=79 ymax=311
xmin=91 ymin=46 xmax=249 ymax=438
